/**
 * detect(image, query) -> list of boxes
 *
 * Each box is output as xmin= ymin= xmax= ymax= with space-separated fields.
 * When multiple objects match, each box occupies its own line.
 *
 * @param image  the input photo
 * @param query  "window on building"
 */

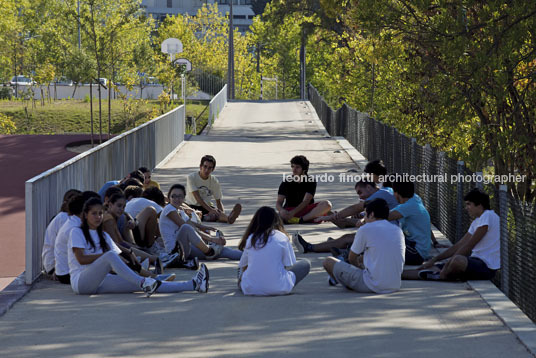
xmin=167 ymin=0 xmax=172 ymax=8
xmin=233 ymin=15 xmax=246 ymax=19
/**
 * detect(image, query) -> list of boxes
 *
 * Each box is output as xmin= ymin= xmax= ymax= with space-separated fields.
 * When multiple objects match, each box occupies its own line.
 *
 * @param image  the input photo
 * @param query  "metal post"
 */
xmin=227 ymin=1 xmax=234 ymax=100
xmin=456 ymin=160 xmax=465 ymax=242
xmin=410 ymin=138 xmax=417 ymax=176
xmin=499 ymin=185 xmax=509 ymax=295
xmin=300 ymin=28 xmax=306 ymax=100
xmin=475 ymin=171 xmax=484 ymax=189
xmin=260 ymin=77 xmax=263 ymax=100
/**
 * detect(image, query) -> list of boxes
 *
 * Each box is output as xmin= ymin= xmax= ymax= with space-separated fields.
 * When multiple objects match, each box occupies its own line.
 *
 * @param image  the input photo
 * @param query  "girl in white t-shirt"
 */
xmin=68 ymin=197 xmax=209 ymax=295
xmin=159 ymin=184 xmax=242 ymax=262
xmin=238 ymin=206 xmax=310 ymax=296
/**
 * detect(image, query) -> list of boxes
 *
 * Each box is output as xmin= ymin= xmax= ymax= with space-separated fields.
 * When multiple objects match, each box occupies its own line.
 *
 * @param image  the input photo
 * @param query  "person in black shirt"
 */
xmin=276 ymin=155 xmax=332 ymax=224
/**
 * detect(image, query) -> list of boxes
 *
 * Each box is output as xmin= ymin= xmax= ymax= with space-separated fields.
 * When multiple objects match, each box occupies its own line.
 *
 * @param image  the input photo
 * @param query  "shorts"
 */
xmin=333 ymin=261 xmax=373 ymax=293
xmin=405 ymin=239 xmax=424 ymax=265
xmin=285 ymin=202 xmax=319 ymax=218
xmin=437 ymin=257 xmax=497 ymax=281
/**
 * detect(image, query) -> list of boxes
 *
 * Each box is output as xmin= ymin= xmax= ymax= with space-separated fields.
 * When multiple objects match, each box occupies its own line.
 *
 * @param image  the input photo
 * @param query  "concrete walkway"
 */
xmin=0 ymin=101 xmax=533 ymax=357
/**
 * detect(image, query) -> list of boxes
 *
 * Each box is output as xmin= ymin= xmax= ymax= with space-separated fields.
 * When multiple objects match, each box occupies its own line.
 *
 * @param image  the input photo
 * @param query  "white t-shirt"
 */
xmin=469 ymin=210 xmax=500 ymax=270
xmin=42 ymin=211 xmax=69 ymax=272
xmin=351 ymin=220 xmax=405 ymax=294
xmin=54 ymin=215 xmax=82 ymax=276
xmin=185 ymin=172 xmax=222 ymax=207
xmin=159 ymin=204 xmax=182 ymax=253
xmin=68 ymin=227 xmax=121 ymax=293
xmin=239 ymin=230 xmax=296 ymax=296
xmin=125 ymin=197 xmax=162 ymax=218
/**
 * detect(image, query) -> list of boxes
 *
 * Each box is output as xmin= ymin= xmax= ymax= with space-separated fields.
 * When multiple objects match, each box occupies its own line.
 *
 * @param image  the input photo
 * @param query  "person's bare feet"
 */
xmin=227 ymin=203 xmax=242 ymax=224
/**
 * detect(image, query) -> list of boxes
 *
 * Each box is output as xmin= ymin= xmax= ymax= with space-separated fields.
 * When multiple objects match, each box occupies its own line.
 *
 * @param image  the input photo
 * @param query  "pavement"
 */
xmin=0 ymin=101 xmax=534 ymax=357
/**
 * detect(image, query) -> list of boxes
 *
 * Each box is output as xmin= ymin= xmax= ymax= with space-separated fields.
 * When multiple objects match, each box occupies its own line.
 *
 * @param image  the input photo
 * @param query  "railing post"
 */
xmin=410 ymin=138 xmax=417 ymax=176
xmin=456 ymin=160 xmax=465 ymax=242
xmin=475 ymin=171 xmax=483 ymax=189
xmin=499 ymin=184 xmax=509 ymax=295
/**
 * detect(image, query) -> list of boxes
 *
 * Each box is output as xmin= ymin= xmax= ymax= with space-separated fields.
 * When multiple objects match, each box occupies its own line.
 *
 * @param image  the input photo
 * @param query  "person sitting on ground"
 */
xmin=185 ymin=155 xmax=242 ymax=224
xmin=403 ymin=188 xmax=500 ymax=281
xmin=98 ymin=170 xmax=144 ymax=201
xmin=54 ymin=191 xmax=98 ymax=284
xmin=124 ymin=186 xmax=165 ymax=248
xmin=314 ymin=179 xmax=399 ymax=228
xmin=323 ymin=198 xmax=405 ymax=293
xmin=364 ymin=159 xmax=391 ymax=192
xmin=294 ymin=180 xmax=399 ymax=254
xmin=160 ymin=184 xmax=242 ymax=265
xmin=139 ymin=166 xmax=160 ymax=190
xmin=124 ymin=185 xmax=143 ymax=201
xmin=42 ymin=189 xmax=81 ymax=276
xmin=68 ymin=197 xmax=209 ymax=296
xmin=388 ymin=180 xmax=431 ymax=265
xmin=276 ymin=155 xmax=332 ymax=224
xmin=238 ymin=206 xmax=310 ymax=296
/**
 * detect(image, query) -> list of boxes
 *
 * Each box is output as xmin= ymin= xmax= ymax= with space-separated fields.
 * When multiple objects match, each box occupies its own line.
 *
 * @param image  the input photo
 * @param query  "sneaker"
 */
xmin=328 ymin=275 xmax=338 ymax=286
xmin=287 ymin=217 xmax=300 ymax=224
xmin=141 ymin=277 xmax=162 ymax=297
xmin=184 ymin=257 xmax=199 ymax=270
xmin=418 ymin=270 xmax=441 ymax=280
xmin=292 ymin=232 xmax=311 ymax=253
xmin=193 ymin=263 xmax=209 ymax=293
xmin=156 ymin=273 xmax=176 ymax=282
xmin=205 ymin=243 xmax=223 ymax=260
xmin=227 ymin=203 xmax=242 ymax=224
xmin=161 ymin=252 xmax=180 ymax=268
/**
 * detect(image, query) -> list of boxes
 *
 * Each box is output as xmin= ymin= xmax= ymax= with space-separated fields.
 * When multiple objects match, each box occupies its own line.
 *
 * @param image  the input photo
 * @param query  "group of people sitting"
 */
xmin=41 ymin=153 xmax=500 ymax=298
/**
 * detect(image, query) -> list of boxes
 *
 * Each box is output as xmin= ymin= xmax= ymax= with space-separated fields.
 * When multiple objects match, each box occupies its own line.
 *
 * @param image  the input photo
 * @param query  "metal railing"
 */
xmin=208 ymin=84 xmax=227 ymax=129
xmin=25 ymin=105 xmax=185 ymax=284
xmin=308 ymin=84 xmax=536 ymax=323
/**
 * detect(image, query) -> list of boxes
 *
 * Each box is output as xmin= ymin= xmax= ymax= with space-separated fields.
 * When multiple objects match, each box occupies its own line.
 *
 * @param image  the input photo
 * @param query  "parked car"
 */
xmin=98 ymin=78 xmax=107 ymax=86
xmin=10 ymin=75 xmax=36 ymax=86
xmin=54 ymin=77 xmax=73 ymax=86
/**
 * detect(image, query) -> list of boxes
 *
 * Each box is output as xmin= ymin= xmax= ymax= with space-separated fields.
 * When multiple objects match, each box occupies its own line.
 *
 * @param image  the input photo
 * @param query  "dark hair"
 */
xmin=290 ymin=155 xmax=310 ymax=174
xmin=138 ymin=166 xmax=150 ymax=174
xmin=104 ymin=186 xmax=123 ymax=200
xmin=364 ymin=198 xmax=389 ymax=220
xmin=60 ymin=189 xmax=82 ymax=212
xmin=119 ymin=178 xmax=143 ymax=190
xmin=200 ymin=155 xmax=216 ymax=169
xmin=464 ymin=188 xmax=490 ymax=210
xmin=364 ymin=160 xmax=387 ymax=177
xmin=129 ymin=170 xmax=145 ymax=183
xmin=124 ymin=185 xmax=143 ymax=199
xmin=142 ymin=186 xmax=165 ymax=207
xmin=109 ymin=192 xmax=126 ymax=205
xmin=67 ymin=194 xmax=86 ymax=216
xmin=81 ymin=190 xmax=100 ymax=202
xmin=80 ymin=197 xmax=109 ymax=252
xmin=168 ymin=184 xmax=186 ymax=200
xmin=239 ymin=207 xmax=287 ymax=251
xmin=392 ymin=180 xmax=414 ymax=198
xmin=355 ymin=180 xmax=377 ymax=189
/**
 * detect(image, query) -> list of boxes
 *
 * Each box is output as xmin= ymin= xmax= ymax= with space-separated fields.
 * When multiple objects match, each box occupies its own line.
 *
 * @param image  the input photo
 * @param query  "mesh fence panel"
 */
xmin=308 ymin=84 xmax=536 ymax=323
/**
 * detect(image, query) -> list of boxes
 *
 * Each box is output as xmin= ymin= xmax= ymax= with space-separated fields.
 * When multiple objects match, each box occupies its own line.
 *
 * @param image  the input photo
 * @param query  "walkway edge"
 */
xmin=469 ymin=280 xmax=536 ymax=356
xmin=332 ymin=131 xmax=536 ymax=357
xmin=0 ymin=272 xmax=33 ymax=318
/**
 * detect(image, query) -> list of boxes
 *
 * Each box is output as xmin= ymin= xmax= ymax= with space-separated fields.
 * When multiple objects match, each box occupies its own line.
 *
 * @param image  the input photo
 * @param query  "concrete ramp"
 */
xmin=0 ymin=101 xmax=531 ymax=358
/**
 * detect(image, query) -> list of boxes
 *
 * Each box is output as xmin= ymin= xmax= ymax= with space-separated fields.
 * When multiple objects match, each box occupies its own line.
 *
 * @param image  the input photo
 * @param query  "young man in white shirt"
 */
xmin=185 ymin=155 xmax=242 ymax=224
xmin=404 ymin=188 xmax=500 ymax=281
xmin=323 ymin=198 xmax=405 ymax=294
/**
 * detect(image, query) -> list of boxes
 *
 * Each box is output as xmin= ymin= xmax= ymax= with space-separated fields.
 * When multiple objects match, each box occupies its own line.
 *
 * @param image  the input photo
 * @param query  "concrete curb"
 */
xmin=0 ymin=273 xmax=32 ymax=318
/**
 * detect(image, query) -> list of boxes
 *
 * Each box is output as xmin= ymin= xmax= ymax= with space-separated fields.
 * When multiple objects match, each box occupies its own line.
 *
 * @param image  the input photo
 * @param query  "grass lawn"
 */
xmin=0 ymin=98 xmax=209 ymax=135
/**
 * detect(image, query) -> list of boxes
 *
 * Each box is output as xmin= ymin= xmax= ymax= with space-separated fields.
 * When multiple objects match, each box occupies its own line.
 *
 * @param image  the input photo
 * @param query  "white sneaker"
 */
xmin=193 ymin=263 xmax=209 ymax=293
xmin=141 ymin=277 xmax=161 ymax=297
xmin=205 ymin=242 xmax=223 ymax=260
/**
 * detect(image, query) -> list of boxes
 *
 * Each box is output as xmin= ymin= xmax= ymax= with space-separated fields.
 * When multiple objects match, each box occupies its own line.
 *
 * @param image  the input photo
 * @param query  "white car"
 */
xmin=10 ymin=75 xmax=36 ymax=86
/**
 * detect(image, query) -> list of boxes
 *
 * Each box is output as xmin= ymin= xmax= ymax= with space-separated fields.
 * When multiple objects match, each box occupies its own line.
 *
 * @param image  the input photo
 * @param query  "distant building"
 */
xmin=141 ymin=0 xmax=255 ymax=32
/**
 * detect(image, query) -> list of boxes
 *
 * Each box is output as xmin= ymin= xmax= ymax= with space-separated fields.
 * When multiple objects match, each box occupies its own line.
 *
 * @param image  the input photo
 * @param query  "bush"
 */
xmin=0 ymin=87 xmax=13 ymax=99
xmin=0 ymin=113 xmax=16 ymax=134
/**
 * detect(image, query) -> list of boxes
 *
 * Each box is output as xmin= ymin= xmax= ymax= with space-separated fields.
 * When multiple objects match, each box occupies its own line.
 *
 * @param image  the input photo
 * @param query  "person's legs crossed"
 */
xmin=332 ymin=260 xmax=373 ymax=293
xmin=177 ymin=224 xmax=211 ymax=257
xmin=137 ymin=206 xmax=159 ymax=247
xmin=301 ymin=200 xmax=332 ymax=222
xmin=288 ymin=259 xmax=311 ymax=286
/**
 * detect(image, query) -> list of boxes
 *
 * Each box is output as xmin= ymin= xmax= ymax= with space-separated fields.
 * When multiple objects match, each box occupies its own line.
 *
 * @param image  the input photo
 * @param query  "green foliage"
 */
xmin=0 ymin=113 xmax=16 ymax=134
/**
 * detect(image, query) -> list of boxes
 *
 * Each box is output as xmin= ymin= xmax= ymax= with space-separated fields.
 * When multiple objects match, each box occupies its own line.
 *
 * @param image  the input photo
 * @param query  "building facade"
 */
xmin=141 ymin=0 xmax=255 ymax=32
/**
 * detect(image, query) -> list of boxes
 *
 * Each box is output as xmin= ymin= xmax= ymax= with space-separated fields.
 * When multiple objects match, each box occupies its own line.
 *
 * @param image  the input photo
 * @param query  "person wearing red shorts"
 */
xmin=276 ymin=155 xmax=331 ymax=224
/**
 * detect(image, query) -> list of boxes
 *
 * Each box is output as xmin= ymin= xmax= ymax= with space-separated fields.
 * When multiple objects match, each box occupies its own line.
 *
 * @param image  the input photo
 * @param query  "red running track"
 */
xmin=0 ymin=134 xmax=93 ymax=285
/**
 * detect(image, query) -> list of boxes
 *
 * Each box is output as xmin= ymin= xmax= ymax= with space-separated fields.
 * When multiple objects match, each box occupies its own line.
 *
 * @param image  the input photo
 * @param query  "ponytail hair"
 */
xmin=81 ymin=197 xmax=109 ymax=252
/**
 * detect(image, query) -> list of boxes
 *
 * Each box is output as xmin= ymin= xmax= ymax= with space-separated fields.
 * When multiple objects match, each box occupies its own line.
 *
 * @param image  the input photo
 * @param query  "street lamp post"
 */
xmin=227 ymin=1 xmax=235 ymax=100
